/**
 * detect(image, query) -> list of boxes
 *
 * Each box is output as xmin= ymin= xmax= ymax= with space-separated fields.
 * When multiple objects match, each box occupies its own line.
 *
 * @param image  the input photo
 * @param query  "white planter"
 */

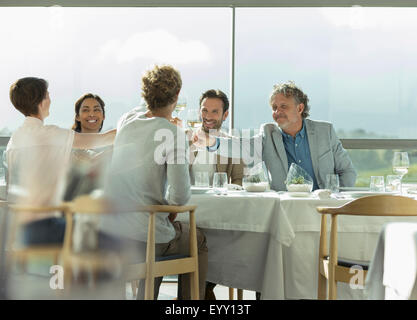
xmin=243 ymin=181 xmax=269 ymax=192
xmin=286 ymin=183 xmax=312 ymax=192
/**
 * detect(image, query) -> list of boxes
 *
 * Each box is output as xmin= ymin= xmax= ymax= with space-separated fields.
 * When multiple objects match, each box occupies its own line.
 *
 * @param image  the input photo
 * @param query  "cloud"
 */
xmin=96 ymin=29 xmax=212 ymax=65
xmin=319 ymin=7 xmax=417 ymax=30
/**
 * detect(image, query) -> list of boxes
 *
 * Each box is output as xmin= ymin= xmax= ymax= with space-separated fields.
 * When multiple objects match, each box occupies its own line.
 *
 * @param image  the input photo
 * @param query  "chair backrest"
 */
xmin=7 ymin=202 xmax=70 ymax=250
xmin=317 ymin=195 xmax=417 ymax=217
xmin=67 ymin=195 xmax=198 ymax=300
xmin=67 ymin=194 xmax=114 ymax=214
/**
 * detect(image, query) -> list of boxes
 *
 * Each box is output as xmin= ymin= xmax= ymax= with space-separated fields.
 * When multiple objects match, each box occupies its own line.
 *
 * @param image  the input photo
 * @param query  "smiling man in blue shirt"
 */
xmin=195 ymin=81 xmax=357 ymax=191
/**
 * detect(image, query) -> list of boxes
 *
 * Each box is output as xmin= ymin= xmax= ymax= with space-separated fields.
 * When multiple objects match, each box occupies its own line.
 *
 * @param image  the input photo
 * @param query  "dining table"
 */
xmin=366 ymin=222 xmax=417 ymax=300
xmin=178 ymin=188 xmax=417 ymax=299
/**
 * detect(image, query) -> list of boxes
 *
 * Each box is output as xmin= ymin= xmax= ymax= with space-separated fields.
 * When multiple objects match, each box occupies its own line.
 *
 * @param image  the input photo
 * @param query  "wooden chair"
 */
xmin=316 ymin=194 xmax=417 ymax=300
xmin=229 ymin=288 xmax=243 ymax=300
xmin=6 ymin=202 xmax=72 ymax=272
xmin=67 ymin=195 xmax=200 ymax=300
xmin=5 ymin=198 xmax=121 ymax=296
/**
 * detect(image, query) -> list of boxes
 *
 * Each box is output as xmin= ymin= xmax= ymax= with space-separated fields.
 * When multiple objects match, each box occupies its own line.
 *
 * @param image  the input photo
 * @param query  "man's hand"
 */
xmin=170 ymin=117 xmax=183 ymax=128
xmin=192 ymin=128 xmax=216 ymax=149
xmin=168 ymin=212 xmax=178 ymax=223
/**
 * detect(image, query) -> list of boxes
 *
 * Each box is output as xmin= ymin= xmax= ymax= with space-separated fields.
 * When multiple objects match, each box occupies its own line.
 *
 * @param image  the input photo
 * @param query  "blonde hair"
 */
xmin=141 ymin=65 xmax=182 ymax=111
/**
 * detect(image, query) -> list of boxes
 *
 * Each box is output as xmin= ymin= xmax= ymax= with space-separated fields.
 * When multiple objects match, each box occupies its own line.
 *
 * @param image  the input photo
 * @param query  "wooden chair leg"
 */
xmin=328 ymin=216 xmax=338 ymax=300
xmin=189 ymin=210 xmax=199 ymax=300
xmin=317 ymin=272 xmax=327 ymax=300
xmin=64 ymin=261 xmax=72 ymax=293
xmin=229 ymin=287 xmax=234 ymax=300
xmin=131 ymin=280 xmax=138 ymax=297
xmin=190 ymin=271 xmax=199 ymax=300
xmin=237 ymin=288 xmax=243 ymax=300
xmin=144 ymin=213 xmax=155 ymax=300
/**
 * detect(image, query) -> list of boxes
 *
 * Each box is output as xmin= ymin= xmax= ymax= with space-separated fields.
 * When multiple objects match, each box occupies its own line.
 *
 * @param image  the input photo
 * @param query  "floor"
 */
xmin=126 ymin=277 xmax=258 ymax=300
xmin=5 ymin=262 xmax=258 ymax=300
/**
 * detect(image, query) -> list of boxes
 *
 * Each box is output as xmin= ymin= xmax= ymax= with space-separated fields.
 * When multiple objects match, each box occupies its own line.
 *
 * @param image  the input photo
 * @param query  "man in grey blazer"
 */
xmin=194 ymin=81 xmax=356 ymax=191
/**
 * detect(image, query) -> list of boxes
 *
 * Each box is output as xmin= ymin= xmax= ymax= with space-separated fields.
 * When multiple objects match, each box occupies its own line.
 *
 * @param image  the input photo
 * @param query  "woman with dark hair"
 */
xmin=6 ymin=77 xmax=116 ymax=245
xmin=72 ymin=93 xmax=106 ymax=133
xmin=65 ymin=93 xmax=112 ymax=201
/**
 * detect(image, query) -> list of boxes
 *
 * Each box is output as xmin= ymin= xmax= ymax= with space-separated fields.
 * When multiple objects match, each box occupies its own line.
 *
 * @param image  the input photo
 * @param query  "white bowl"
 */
xmin=286 ymin=183 xmax=312 ymax=192
xmin=243 ymin=182 xmax=268 ymax=192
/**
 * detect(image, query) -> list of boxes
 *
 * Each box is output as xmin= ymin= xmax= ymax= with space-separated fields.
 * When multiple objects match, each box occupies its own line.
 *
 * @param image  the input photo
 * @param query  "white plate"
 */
xmin=244 ymin=185 xmax=267 ymax=192
xmin=287 ymin=192 xmax=313 ymax=197
xmin=286 ymin=184 xmax=312 ymax=192
xmin=340 ymin=191 xmax=394 ymax=199
xmin=339 ymin=187 xmax=369 ymax=192
xmin=191 ymin=187 xmax=212 ymax=194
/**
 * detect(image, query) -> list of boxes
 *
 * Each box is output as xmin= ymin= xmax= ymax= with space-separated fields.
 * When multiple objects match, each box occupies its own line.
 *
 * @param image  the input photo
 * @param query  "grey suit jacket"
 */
xmin=217 ymin=119 xmax=357 ymax=191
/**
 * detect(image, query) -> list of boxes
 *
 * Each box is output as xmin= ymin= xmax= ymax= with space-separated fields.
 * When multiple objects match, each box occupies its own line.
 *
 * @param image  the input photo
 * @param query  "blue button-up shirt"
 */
xmin=281 ymin=122 xmax=319 ymax=190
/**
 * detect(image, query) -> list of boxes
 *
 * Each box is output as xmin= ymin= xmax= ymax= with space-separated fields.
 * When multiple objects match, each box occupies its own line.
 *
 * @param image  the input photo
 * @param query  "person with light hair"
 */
xmin=98 ymin=64 xmax=208 ymax=300
xmin=64 ymin=93 xmax=113 ymax=200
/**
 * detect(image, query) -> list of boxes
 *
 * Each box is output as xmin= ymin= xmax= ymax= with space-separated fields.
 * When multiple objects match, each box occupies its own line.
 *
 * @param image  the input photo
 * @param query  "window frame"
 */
xmin=2 ymin=0 xmax=417 ymax=151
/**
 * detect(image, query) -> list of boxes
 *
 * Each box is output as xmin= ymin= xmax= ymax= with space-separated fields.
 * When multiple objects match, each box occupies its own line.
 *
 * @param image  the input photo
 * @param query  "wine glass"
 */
xmin=325 ymin=174 xmax=340 ymax=194
xmin=174 ymin=95 xmax=187 ymax=118
xmin=392 ymin=151 xmax=410 ymax=194
xmin=186 ymin=108 xmax=202 ymax=130
xmin=213 ymin=172 xmax=228 ymax=195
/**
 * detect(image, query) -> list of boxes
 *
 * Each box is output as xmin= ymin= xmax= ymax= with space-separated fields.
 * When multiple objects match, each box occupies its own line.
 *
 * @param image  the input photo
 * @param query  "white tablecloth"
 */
xmin=179 ymin=191 xmax=417 ymax=299
xmin=366 ymin=222 xmax=417 ymax=300
xmin=182 ymin=191 xmax=292 ymax=243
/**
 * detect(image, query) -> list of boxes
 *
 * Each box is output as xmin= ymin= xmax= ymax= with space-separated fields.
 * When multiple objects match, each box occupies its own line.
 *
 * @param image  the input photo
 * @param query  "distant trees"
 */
xmin=337 ymin=128 xmax=417 ymax=185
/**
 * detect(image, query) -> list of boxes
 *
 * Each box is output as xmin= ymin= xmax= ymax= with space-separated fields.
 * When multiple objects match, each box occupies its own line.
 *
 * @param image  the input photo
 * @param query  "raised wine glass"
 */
xmin=392 ymin=151 xmax=410 ymax=194
xmin=186 ymin=108 xmax=202 ymax=130
xmin=174 ymin=95 xmax=187 ymax=118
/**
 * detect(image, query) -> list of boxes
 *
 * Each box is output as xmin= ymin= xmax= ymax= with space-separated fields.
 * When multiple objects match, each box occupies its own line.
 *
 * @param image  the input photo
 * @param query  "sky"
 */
xmin=1 ymin=6 xmax=417 ymax=138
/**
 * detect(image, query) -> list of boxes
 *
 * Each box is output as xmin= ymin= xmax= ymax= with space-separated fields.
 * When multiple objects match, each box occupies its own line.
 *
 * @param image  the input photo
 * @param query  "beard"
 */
xmin=202 ymin=119 xmax=222 ymax=133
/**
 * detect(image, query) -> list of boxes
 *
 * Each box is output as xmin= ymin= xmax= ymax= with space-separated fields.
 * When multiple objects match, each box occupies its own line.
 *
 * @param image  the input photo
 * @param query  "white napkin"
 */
xmin=227 ymin=183 xmax=244 ymax=191
xmin=314 ymin=189 xmax=332 ymax=199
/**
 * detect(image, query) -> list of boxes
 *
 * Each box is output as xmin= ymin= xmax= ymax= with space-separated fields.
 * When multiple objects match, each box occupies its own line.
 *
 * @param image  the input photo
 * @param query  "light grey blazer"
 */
xmin=217 ymin=119 xmax=357 ymax=191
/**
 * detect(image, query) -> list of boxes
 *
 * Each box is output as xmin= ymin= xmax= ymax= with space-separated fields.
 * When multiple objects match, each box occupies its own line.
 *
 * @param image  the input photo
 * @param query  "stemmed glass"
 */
xmin=186 ymin=108 xmax=202 ymax=130
xmin=174 ymin=94 xmax=187 ymax=118
xmin=213 ymin=172 xmax=228 ymax=195
xmin=392 ymin=151 xmax=410 ymax=194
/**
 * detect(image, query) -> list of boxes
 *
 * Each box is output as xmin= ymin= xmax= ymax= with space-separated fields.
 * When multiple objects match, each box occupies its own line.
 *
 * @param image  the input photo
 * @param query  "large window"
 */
xmin=234 ymin=7 xmax=417 ymax=140
xmin=0 ymin=7 xmax=231 ymax=134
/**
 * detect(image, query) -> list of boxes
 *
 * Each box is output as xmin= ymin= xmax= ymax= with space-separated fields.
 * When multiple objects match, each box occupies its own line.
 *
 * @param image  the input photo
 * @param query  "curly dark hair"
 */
xmin=269 ymin=81 xmax=310 ymax=118
xmin=141 ymin=65 xmax=182 ymax=111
